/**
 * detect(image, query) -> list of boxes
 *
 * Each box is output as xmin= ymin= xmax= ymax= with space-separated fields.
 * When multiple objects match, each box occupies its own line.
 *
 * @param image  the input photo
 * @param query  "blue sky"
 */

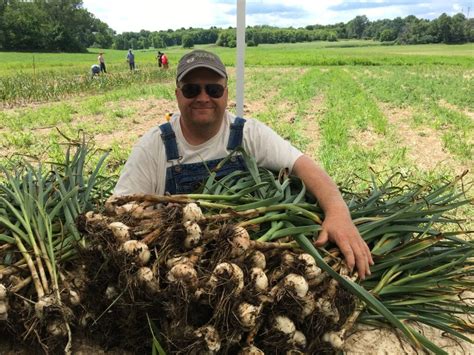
xmin=82 ymin=0 xmax=473 ymax=33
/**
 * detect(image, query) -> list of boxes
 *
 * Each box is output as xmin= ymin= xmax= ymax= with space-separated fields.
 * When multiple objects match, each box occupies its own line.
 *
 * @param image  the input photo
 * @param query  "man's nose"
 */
xmin=195 ymin=86 xmax=210 ymax=101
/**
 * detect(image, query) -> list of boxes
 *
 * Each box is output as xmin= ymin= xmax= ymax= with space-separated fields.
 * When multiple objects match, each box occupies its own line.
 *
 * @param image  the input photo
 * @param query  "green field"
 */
xmin=0 ymin=41 xmax=472 ymax=186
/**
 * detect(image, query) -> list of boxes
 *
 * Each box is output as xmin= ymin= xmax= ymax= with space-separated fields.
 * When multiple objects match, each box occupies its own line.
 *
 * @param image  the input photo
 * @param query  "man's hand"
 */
xmin=292 ymin=154 xmax=374 ymax=280
xmin=314 ymin=213 xmax=373 ymax=279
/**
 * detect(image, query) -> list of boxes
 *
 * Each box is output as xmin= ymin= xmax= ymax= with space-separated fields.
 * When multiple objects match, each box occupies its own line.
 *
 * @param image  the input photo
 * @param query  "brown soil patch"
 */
xmin=302 ymin=94 xmax=325 ymax=158
xmin=346 ymin=290 xmax=474 ymax=354
xmin=379 ymin=103 xmax=467 ymax=172
xmin=438 ymin=99 xmax=474 ymax=120
xmin=345 ymin=321 xmax=473 ymax=354
xmin=352 ymin=128 xmax=384 ymax=150
xmin=94 ymin=98 xmax=177 ymax=149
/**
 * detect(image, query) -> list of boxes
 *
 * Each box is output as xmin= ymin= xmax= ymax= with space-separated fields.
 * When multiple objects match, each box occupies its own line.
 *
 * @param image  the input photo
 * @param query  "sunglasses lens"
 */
xmin=181 ymin=84 xmax=201 ymax=98
xmin=205 ymin=84 xmax=225 ymax=98
xmin=180 ymin=84 xmax=225 ymax=99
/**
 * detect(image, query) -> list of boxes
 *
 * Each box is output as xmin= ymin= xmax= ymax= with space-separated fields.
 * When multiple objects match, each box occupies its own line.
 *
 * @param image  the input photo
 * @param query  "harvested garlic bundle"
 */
xmin=121 ymin=240 xmax=151 ymax=265
xmin=182 ymin=203 xmax=203 ymax=223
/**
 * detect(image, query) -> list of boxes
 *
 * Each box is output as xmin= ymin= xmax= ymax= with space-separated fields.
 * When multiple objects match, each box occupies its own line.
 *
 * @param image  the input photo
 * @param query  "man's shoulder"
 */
xmin=135 ymin=125 xmax=164 ymax=148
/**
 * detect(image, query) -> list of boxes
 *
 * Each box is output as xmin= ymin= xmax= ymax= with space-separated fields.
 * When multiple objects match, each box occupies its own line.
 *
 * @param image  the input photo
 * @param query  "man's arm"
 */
xmin=292 ymin=154 xmax=374 ymax=279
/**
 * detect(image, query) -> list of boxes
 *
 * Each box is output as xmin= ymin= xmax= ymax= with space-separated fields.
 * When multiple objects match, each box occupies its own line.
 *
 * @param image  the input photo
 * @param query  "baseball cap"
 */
xmin=176 ymin=50 xmax=227 ymax=82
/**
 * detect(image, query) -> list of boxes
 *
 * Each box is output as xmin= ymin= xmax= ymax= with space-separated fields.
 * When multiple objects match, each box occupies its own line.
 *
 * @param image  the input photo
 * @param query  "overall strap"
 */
xmin=227 ymin=117 xmax=246 ymax=151
xmin=159 ymin=122 xmax=180 ymax=161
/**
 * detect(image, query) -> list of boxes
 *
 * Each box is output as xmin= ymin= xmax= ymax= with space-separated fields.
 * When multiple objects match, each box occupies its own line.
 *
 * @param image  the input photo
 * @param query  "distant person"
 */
xmin=90 ymin=64 xmax=101 ymax=78
xmin=126 ymin=49 xmax=135 ymax=70
xmin=98 ymin=52 xmax=107 ymax=73
xmin=161 ymin=52 xmax=169 ymax=69
xmin=157 ymin=51 xmax=163 ymax=67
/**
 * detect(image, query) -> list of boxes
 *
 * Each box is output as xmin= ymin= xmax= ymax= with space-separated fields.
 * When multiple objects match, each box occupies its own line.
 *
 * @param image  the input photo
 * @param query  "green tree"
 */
xmin=379 ymin=29 xmax=396 ymax=42
xmin=182 ymin=34 xmax=194 ymax=48
xmin=346 ymin=15 xmax=369 ymax=39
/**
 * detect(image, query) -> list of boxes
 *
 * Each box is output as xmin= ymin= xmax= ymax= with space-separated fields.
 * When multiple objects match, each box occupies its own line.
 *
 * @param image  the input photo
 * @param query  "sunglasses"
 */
xmin=179 ymin=83 xmax=226 ymax=99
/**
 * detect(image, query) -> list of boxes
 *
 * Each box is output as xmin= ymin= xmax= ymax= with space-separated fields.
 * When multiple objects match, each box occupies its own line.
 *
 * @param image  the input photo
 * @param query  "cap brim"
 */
xmin=177 ymin=64 xmax=227 ymax=82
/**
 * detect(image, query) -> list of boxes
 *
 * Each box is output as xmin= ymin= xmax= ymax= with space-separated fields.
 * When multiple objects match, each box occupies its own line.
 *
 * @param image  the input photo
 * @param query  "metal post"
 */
xmin=236 ymin=0 xmax=246 ymax=117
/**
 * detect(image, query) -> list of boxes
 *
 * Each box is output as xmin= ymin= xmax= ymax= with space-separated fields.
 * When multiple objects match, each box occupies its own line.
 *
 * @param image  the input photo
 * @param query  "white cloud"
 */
xmin=82 ymin=0 xmax=472 ymax=33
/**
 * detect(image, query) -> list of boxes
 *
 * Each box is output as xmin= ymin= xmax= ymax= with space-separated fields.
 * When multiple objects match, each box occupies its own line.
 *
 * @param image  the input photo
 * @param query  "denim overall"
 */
xmin=160 ymin=117 xmax=247 ymax=194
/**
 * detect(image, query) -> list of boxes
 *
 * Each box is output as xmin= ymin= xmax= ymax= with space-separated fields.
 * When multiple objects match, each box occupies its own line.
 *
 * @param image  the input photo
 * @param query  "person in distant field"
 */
xmin=157 ymin=51 xmax=163 ymax=67
xmin=126 ymin=49 xmax=135 ymax=70
xmin=98 ymin=52 xmax=106 ymax=73
xmin=90 ymin=64 xmax=101 ymax=78
xmin=161 ymin=52 xmax=169 ymax=69
xmin=114 ymin=49 xmax=374 ymax=280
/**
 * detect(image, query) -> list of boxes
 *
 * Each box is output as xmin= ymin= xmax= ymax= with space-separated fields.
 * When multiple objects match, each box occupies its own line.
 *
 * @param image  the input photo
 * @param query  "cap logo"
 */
xmin=186 ymin=57 xmax=195 ymax=64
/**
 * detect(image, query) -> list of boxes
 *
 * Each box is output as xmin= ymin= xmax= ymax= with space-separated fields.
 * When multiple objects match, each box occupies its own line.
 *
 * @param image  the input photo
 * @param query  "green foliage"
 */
xmin=181 ymin=34 xmax=194 ymax=48
xmin=0 ymin=0 xmax=115 ymax=52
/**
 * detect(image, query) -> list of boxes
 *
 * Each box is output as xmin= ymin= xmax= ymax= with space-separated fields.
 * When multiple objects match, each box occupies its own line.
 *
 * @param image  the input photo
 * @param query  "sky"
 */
xmin=82 ymin=0 xmax=473 ymax=34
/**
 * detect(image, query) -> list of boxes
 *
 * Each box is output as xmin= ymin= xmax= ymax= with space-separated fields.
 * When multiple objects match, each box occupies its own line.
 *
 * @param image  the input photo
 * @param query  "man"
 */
xmin=157 ymin=51 xmax=163 ymax=67
xmin=98 ymin=52 xmax=106 ymax=73
xmin=126 ymin=49 xmax=135 ymax=70
xmin=90 ymin=64 xmax=100 ymax=78
xmin=114 ymin=49 xmax=373 ymax=279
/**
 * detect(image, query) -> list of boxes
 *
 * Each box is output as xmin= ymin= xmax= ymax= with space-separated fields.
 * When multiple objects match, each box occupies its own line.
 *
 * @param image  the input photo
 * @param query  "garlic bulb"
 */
xmin=166 ymin=256 xmax=191 ymax=268
xmin=167 ymin=263 xmax=198 ymax=288
xmin=292 ymin=330 xmax=307 ymax=349
xmin=283 ymin=273 xmax=309 ymax=298
xmin=248 ymin=250 xmax=266 ymax=270
xmin=208 ymin=262 xmax=244 ymax=295
xmin=237 ymin=302 xmax=261 ymax=329
xmin=108 ymin=222 xmax=130 ymax=243
xmin=184 ymin=221 xmax=201 ymax=249
xmin=273 ymin=315 xmax=296 ymax=336
xmin=323 ymin=331 xmax=344 ymax=349
xmin=298 ymin=253 xmax=321 ymax=279
xmin=194 ymin=325 xmax=221 ymax=352
xmin=230 ymin=226 xmax=251 ymax=257
xmin=182 ymin=203 xmax=203 ymax=223
xmin=121 ymin=240 xmax=150 ymax=265
xmin=35 ymin=295 xmax=56 ymax=319
xmin=250 ymin=267 xmax=269 ymax=292
xmin=239 ymin=345 xmax=265 ymax=355
xmin=137 ymin=267 xmax=154 ymax=283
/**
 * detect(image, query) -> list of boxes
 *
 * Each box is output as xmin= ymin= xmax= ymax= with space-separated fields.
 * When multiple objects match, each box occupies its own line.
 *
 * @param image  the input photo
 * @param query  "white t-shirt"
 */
xmin=114 ymin=111 xmax=303 ymax=195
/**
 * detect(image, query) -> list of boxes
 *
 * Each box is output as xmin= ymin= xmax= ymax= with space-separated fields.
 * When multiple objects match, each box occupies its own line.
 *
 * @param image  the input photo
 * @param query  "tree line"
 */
xmin=110 ymin=13 xmax=474 ymax=50
xmin=0 ymin=0 xmax=472 ymax=52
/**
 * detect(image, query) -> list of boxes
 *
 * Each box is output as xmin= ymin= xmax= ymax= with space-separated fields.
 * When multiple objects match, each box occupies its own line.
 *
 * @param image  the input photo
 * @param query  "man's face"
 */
xmin=176 ymin=68 xmax=228 ymax=130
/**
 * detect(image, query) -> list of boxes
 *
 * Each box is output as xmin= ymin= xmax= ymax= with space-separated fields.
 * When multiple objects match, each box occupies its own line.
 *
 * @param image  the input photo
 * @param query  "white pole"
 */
xmin=236 ymin=0 xmax=246 ymax=117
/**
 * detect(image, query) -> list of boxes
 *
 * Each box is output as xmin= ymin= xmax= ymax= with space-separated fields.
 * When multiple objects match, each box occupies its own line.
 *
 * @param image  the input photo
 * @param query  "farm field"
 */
xmin=0 ymin=40 xmax=473 ymax=353
xmin=0 ymin=41 xmax=472 ymax=185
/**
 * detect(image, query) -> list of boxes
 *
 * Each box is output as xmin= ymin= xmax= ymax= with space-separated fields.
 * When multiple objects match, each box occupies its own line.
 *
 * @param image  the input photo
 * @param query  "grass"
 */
xmin=0 ymin=40 xmax=472 ymax=187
